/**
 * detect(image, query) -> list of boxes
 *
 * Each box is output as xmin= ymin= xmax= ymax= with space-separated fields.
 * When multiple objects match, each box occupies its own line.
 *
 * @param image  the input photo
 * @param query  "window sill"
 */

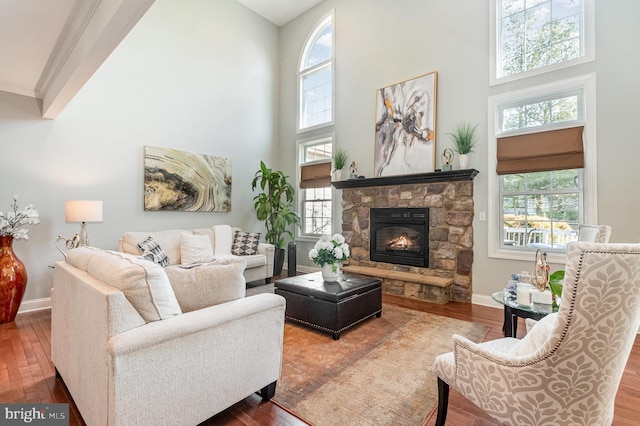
xmin=489 ymin=247 xmax=568 ymax=265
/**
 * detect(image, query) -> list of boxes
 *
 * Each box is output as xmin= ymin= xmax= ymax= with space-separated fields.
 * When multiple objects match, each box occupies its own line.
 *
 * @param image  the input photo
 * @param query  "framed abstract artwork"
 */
xmin=143 ymin=146 xmax=231 ymax=212
xmin=374 ymin=71 xmax=438 ymax=177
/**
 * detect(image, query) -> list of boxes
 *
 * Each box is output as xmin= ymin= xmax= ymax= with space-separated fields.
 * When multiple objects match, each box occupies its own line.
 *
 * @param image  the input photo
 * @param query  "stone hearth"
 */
xmin=333 ymin=170 xmax=478 ymax=303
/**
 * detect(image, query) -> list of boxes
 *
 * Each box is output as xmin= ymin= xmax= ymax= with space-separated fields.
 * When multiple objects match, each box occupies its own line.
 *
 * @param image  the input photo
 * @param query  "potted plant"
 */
xmin=549 ymin=269 xmax=565 ymax=299
xmin=332 ymin=148 xmax=348 ymax=181
xmin=447 ymin=122 xmax=478 ymax=169
xmin=308 ymin=234 xmax=350 ymax=282
xmin=251 ymin=161 xmax=301 ymax=275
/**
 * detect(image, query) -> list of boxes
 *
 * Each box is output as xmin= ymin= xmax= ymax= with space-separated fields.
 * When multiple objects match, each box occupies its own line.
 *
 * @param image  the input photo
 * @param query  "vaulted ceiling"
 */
xmin=0 ymin=0 xmax=322 ymax=119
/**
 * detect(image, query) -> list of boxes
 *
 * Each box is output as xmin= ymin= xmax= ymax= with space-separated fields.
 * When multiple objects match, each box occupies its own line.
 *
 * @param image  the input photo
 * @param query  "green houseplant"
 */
xmin=251 ymin=161 xmax=301 ymax=275
xmin=447 ymin=122 xmax=478 ymax=169
xmin=332 ymin=148 xmax=348 ymax=180
xmin=549 ymin=269 xmax=565 ymax=299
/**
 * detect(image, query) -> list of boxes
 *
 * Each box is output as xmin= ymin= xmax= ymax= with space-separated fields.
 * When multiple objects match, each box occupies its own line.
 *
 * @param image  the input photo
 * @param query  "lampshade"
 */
xmin=65 ymin=200 xmax=103 ymax=223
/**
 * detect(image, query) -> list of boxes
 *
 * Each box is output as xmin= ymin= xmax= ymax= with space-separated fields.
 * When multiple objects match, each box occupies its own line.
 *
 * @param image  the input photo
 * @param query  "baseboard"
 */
xmin=18 ymin=297 xmax=51 ymax=314
xmin=472 ymin=293 xmax=501 ymax=308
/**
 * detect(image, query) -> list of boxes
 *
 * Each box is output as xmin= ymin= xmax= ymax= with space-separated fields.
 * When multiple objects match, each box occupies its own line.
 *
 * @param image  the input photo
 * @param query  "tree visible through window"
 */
xmin=497 ymin=0 xmax=586 ymax=80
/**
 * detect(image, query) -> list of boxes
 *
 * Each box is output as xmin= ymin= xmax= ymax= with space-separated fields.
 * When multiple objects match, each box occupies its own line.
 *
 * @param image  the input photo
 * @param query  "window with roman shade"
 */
xmin=488 ymin=74 xmax=597 ymax=262
xmin=496 ymin=125 xmax=584 ymax=175
xmin=298 ymin=137 xmax=333 ymax=237
xmin=300 ymin=161 xmax=331 ymax=189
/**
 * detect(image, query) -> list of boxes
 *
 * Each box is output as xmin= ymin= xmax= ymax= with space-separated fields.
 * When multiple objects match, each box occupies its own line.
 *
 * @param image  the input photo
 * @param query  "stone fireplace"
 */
xmin=333 ymin=170 xmax=478 ymax=304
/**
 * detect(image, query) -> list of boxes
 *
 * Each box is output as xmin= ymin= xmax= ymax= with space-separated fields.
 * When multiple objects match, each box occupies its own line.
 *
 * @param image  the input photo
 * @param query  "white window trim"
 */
xmin=296 ymin=133 xmax=335 ymax=243
xmin=487 ymin=73 xmax=597 ymax=263
xmin=297 ymin=9 xmax=335 ymax=133
xmin=489 ymin=0 xmax=596 ymax=86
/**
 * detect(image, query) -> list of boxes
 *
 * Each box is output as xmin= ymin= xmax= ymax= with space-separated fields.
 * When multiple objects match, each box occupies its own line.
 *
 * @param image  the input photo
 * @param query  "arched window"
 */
xmin=298 ymin=13 xmax=333 ymax=131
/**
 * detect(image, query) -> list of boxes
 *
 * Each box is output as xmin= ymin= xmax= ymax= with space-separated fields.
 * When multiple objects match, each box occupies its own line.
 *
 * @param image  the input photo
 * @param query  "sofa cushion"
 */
xmin=231 ymin=230 xmax=261 ymax=256
xmin=213 ymin=224 xmax=233 ymax=255
xmin=180 ymin=233 xmax=214 ymax=266
xmin=137 ymin=237 xmax=169 ymax=267
xmin=66 ymin=247 xmax=182 ymax=322
xmin=165 ymin=259 xmax=246 ymax=312
xmin=236 ymin=254 xmax=265 ymax=269
xmin=122 ymin=229 xmax=184 ymax=265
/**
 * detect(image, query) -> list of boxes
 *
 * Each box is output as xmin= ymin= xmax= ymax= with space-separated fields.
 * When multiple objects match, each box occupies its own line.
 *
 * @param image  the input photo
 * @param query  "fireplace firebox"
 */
xmin=370 ymin=208 xmax=429 ymax=267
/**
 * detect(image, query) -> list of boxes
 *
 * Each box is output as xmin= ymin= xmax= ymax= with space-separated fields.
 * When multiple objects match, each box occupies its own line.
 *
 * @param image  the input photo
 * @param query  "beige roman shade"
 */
xmin=300 ymin=161 xmax=331 ymax=188
xmin=496 ymin=125 xmax=584 ymax=175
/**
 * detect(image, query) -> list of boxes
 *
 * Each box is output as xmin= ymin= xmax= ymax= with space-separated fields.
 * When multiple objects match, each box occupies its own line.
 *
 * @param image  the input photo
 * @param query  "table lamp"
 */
xmin=65 ymin=200 xmax=103 ymax=246
xmin=56 ymin=200 xmax=103 ymax=257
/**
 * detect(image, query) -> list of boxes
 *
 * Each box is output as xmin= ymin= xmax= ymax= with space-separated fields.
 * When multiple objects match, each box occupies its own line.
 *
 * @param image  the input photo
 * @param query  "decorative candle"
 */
xmin=517 ymin=283 xmax=533 ymax=306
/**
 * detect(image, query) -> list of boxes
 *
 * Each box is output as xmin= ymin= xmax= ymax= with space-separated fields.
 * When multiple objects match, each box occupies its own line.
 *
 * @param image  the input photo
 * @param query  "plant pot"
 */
xmin=0 ymin=235 xmax=27 ymax=324
xmin=332 ymin=170 xmax=342 ymax=182
xmin=321 ymin=263 xmax=340 ymax=282
xmin=458 ymin=153 xmax=469 ymax=169
xmin=273 ymin=247 xmax=285 ymax=276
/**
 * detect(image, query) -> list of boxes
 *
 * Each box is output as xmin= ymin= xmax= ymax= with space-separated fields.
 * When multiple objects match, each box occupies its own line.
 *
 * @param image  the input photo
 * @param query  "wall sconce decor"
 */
xmin=56 ymin=200 xmax=103 ymax=257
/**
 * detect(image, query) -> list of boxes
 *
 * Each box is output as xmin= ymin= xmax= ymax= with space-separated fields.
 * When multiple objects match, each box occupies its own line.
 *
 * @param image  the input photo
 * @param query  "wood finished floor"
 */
xmin=1 ymin=288 xmax=639 ymax=425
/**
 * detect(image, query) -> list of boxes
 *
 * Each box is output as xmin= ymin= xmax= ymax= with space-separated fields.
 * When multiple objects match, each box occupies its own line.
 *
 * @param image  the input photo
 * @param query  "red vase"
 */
xmin=0 ymin=235 xmax=27 ymax=323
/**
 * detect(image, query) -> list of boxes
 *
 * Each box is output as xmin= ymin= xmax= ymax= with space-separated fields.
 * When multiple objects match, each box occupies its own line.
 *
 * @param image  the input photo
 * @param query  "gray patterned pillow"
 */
xmin=231 ymin=231 xmax=261 ymax=256
xmin=137 ymin=237 xmax=169 ymax=267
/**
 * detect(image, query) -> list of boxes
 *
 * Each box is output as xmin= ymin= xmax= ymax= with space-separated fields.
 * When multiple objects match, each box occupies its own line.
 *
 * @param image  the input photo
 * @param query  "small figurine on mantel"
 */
xmin=349 ymin=161 xmax=358 ymax=180
xmin=441 ymin=148 xmax=454 ymax=171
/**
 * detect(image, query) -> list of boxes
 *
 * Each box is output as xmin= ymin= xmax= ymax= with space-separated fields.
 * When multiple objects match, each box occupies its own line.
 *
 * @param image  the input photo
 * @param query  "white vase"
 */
xmin=322 ymin=263 xmax=340 ymax=282
xmin=332 ymin=170 xmax=342 ymax=182
xmin=458 ymin=153 xmax=469 ymax=169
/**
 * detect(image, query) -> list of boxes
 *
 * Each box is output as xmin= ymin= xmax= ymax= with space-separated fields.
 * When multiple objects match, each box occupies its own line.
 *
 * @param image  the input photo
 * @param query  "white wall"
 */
xmin=0 ymin=0 xmax=279 ymax=303
xmin=279 ymin=0 xmax=640 ymax=298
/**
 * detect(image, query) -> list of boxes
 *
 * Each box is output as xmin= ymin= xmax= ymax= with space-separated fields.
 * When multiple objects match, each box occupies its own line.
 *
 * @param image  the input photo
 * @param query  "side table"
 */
xmin=491 ymin=291 xmax=557 ymax=337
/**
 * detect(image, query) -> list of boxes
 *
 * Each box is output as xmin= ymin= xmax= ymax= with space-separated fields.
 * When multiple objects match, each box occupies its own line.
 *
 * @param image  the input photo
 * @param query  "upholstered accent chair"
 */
xmin=433 ymin=242 xmax=640 ymax=425
xmin=578 ymin=224 xmax=612 ymax=243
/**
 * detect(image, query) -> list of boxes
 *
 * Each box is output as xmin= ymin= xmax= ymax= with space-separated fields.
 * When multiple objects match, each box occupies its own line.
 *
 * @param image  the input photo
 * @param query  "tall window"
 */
xmin=298 ymin=13 xmax=333 ymax=131
xmin=491 ymin=0 xmax=594 ymax=84
xmin=297 ymin=11 xmax=336 ymax=242
xmin=488 ymin=74 xmax=597 ymax=262
xmin=299 ymin=137 xmax=332 ymax=237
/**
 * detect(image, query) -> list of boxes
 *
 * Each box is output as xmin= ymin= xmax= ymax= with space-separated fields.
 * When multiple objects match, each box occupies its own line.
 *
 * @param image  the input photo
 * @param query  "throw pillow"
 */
xmin=137 ymin=237 xmax=169 ymax=267
xmin=508 ymin=312 xmax=558 ymax=357
xmin=231 ymin=230 xmax=261 ymax=256
xmin=180 ymin=232 xmax=215 ymax=266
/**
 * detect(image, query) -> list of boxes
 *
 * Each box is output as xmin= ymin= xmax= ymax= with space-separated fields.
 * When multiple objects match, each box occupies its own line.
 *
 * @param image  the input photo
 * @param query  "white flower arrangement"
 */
xmin=0 ymin=195 xmax=40 ymax=240
xmin=309 ymin=234 xmax=350 ymax=270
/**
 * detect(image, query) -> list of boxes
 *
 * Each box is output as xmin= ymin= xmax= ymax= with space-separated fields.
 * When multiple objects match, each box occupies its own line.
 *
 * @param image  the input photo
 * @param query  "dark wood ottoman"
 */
xmin=274 ymin=272 xmax=382 ymax=340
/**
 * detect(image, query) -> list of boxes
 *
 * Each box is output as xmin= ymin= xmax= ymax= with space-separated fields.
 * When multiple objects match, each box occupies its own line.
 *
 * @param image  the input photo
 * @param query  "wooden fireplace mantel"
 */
xmin=331 ymin=169 xmax=479 ymax=189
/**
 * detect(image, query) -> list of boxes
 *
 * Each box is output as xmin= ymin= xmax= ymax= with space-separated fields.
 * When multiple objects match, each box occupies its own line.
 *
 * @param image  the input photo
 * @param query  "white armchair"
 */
xmin=433 ymin=242 xmax=640 ymax=425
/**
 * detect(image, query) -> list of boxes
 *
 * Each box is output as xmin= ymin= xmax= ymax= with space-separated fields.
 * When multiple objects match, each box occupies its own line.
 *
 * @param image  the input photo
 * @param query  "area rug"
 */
xmin=271 ymin=303 xmax=490 ymax=426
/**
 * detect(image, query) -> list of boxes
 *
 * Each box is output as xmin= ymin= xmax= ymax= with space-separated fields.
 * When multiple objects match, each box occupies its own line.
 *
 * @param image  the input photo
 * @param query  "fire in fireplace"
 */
xmin=370 ymin=207 xmax=429 ymax=267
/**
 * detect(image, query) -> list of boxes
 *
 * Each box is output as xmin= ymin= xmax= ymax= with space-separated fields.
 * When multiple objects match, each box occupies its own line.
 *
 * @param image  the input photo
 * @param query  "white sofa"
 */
xmin=119 ymin=224 xmax=275 ymax=284
xmin=51 ymin=246 xmax=285 ymax=426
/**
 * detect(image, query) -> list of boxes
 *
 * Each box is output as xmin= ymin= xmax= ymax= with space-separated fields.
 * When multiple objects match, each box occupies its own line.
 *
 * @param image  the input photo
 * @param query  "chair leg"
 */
xmin=435 ymin=377 xmax=450 ymax=426
xmin=259 ymin=381 xmax=277 ymax=401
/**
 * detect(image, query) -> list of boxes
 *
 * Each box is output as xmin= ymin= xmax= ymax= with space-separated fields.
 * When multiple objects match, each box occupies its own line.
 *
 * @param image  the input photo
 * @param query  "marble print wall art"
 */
xmin=144 ymin=146 xmax=231 ymax=212
xmin=374 ymin=71 xmax=437 ymax=177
